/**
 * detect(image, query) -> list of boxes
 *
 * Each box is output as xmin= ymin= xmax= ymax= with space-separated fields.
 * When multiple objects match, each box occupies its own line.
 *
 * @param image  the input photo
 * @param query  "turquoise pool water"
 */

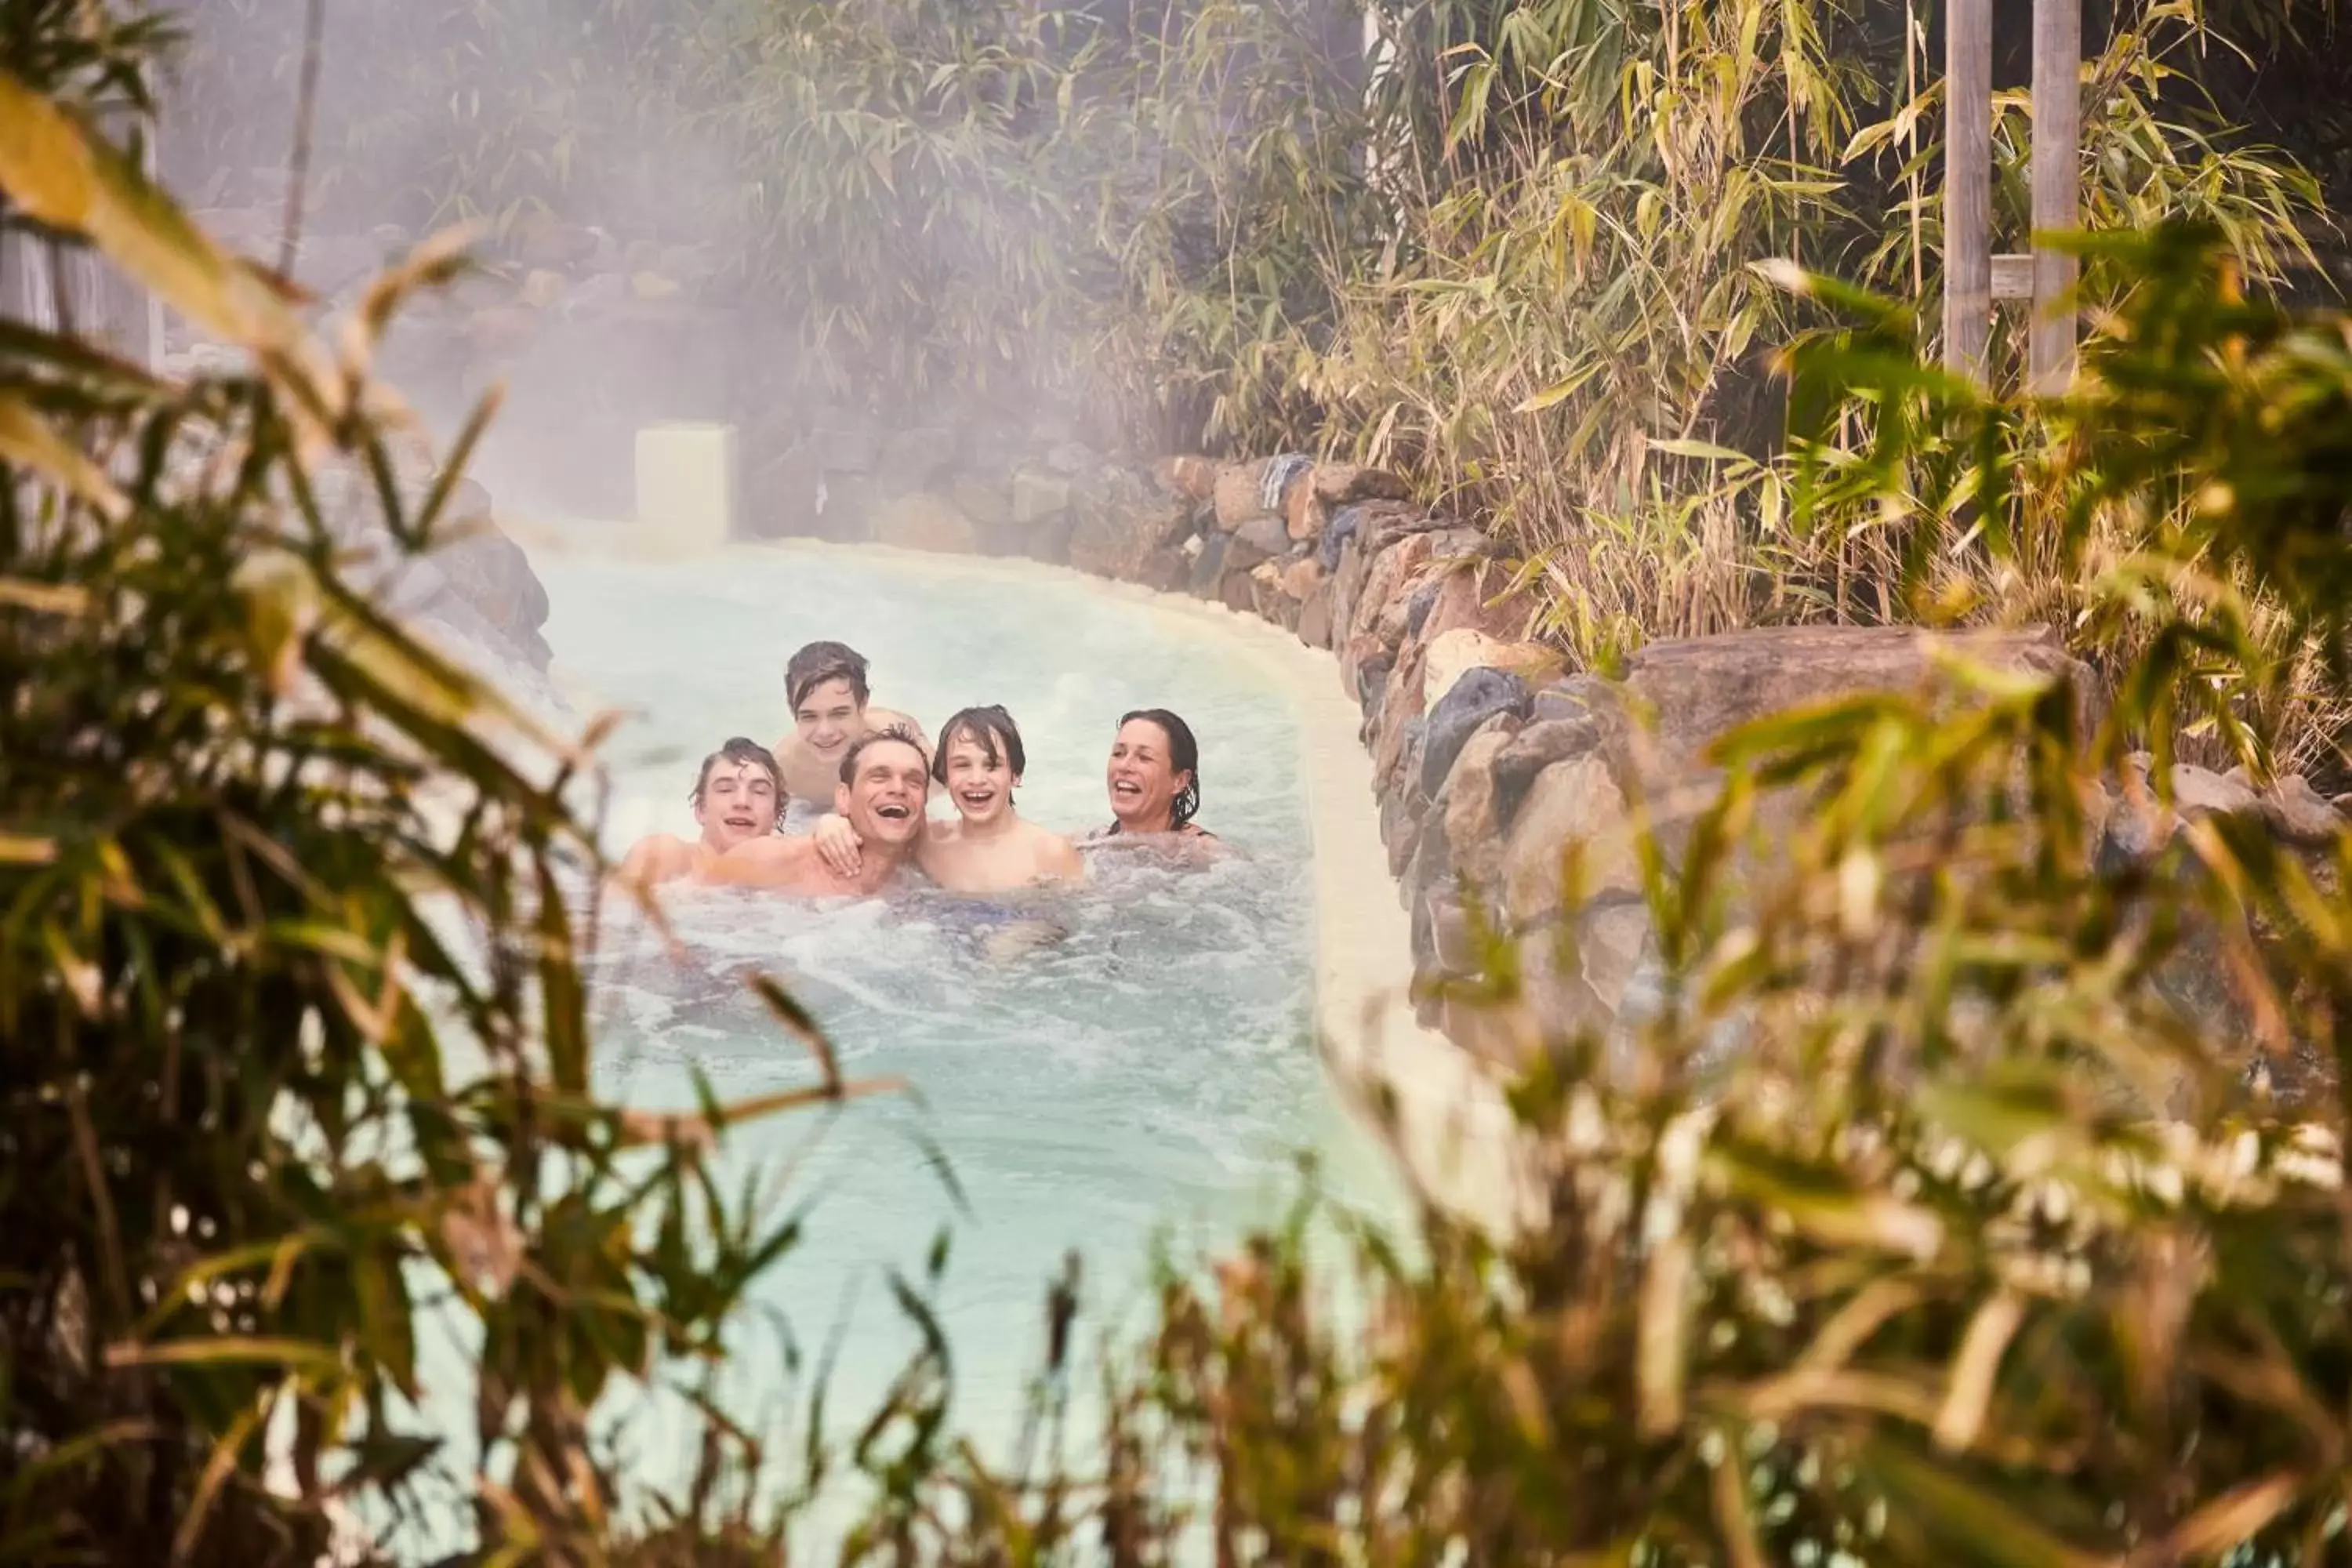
xmin=409 ymin=542 xmax=1405 ymax=1551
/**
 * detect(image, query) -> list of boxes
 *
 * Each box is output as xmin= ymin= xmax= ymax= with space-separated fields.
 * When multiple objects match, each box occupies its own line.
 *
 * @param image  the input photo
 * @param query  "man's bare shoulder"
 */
xmin=699 ymin=834 xmax=814 ymax=887
xmin=615 ymin=832 xmax=699 ymax=887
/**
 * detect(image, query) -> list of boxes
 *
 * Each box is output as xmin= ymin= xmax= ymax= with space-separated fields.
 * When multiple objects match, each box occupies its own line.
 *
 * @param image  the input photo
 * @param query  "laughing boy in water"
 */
xmin=813 ymin=704 xmax=1083 ymax=894
xmin=612 ymin=736 xmax=784 ymax=891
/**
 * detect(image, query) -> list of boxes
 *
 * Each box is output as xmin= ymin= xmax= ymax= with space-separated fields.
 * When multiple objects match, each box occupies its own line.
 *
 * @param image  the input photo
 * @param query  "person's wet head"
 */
xmin=690 ymin=737 xmax=783 ymax=851
xmin=934 ymin=705 xmax=1025 ymax=829
xmin=837 ymin=724 xmax=930 ymax=848
xmin=1106 ymin=708 xmax=1201 ymax=834
xmin=786 ymin=641 xmax=873 ymax=768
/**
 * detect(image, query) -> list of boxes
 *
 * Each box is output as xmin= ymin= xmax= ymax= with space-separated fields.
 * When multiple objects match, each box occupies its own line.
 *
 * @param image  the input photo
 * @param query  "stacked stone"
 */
xmin=1014 ymin=450 xmax=2350 ymax=1086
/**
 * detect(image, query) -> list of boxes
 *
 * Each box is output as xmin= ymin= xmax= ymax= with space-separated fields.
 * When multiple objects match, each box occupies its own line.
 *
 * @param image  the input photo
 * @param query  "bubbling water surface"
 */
xmin=529 ymin=543 xmax=1405 ymax=1532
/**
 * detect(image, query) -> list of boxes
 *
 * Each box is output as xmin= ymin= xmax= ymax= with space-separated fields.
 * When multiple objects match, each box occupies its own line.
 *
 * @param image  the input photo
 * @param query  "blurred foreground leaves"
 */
xmin=5 ymin=6 xmax=2352 ymax=1564
xmin=0 ymin=49 xmax=878 ymax=1568
xmin=853 ymin=229 xmax=2352 ymax=1566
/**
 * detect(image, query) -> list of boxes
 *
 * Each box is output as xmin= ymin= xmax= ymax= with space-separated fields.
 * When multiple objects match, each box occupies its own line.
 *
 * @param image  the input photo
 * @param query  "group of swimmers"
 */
xmin=615 ymin=640 xmax=1218 ymax=902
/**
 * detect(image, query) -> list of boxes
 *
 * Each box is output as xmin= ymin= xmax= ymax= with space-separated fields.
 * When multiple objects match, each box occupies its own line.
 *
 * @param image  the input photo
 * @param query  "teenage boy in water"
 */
xmin=706 ymin=727 xmax=931 ymax=897
xmin=612 ymin=736 xmax=784 ymax=891
xmin=771 ymin=641 xmax=928 ymax=828
xmin=813 ymin=705 xmax=1083 ymax=894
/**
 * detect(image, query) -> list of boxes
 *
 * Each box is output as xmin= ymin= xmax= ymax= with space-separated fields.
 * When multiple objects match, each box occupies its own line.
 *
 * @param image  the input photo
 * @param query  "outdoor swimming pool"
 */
xmin=511 ymin=541 xmax=1410 ymax=1544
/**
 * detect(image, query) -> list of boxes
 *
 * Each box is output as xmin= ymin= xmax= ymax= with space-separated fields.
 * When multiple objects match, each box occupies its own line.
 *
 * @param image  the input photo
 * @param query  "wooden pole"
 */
xmin=2028 ymin=0 xmax=2082 ymax=394
xmin=1942 ymin=0 xmax=1992 ymax=380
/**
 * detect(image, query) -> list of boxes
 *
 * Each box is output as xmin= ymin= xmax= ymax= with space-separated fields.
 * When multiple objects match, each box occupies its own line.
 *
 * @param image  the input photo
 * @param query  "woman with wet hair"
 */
xmin=1094 ymin=708 xmax=1218 ymax=844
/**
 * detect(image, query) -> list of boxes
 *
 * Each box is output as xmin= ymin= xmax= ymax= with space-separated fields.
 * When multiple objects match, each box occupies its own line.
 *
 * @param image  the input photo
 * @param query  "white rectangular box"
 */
xmin=633 ymin=421 xmax=738 ymax=552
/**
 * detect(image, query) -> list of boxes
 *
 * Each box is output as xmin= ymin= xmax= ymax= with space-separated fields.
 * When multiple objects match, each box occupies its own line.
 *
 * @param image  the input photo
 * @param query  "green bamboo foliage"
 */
xmin=0 ymin=33 xmax=876 ymax=1566
xmin=158 ymin=0 xmax=2335 ymax=684
xmin=1305 ymin=0 xmax=2330 ymax=673
xmin=809 ymin=223 xmax=2352 ymax=1568
xmin=16 ymin=7 xmax=2352 ymax=1565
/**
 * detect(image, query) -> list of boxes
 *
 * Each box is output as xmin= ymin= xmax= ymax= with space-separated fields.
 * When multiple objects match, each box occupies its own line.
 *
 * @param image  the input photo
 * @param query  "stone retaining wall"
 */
xmin=849 ymin=449 xmax=2352 ymax=1080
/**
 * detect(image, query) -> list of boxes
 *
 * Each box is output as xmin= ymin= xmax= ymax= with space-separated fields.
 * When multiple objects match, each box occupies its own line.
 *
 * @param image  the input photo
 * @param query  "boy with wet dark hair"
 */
xmin=931 ymin=704 xmax=1024 ymax=790
xmin=771 ymin=640 xmax=928 ymax=825
xmin=612 ymin=736 xmax=784 ymax=890
xmin=787 ymin=641 xmax=870 ymax=711
xmin=814 ymin=704 xmax=1083 ymax=894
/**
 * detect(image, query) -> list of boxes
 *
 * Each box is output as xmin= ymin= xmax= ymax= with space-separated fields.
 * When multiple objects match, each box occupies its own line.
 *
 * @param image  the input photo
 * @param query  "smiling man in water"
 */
xmin=814 ymin=704 xmax=1082 ymax=893
xmin=612 ymin=736 xmax=783 ymax=891
xmin=704 ymin=726 xmax=930 ymax=896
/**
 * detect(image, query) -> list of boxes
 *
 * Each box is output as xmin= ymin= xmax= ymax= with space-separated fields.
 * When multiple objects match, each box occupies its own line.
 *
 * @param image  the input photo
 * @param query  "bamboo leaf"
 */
xmin=1857 ymin=1437 xmax=2104 ymax=1568
xmin=0 ymin=576 xmax=93 ymax=617
xmin=0 ymin=68 xmax=310 ymax=361
xmin=1933 ymin=1290 xmax=2027 ymax=1452
xmin=0 ymin=833 xmax=57 ymax=866
xmin=0 ymin=392 xmax=126 ymax=521
xmin=104 ymin=1336 xmax=344 ymax=1377
xmin=1513 ymin=362 xmax=1602 ymax=414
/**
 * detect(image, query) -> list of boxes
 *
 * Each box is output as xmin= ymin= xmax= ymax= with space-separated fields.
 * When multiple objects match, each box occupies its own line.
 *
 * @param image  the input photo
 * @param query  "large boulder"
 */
xmin=1381 ymin=785 xmax=1423 ymax=878
xmin=306 ymin=450 xmax=554 ymax=675
xmin=1011 ymin=468 xmax=1073 ymax=525
xmin=1420 ymin=668 xmax=1534 ymax=799
xmin=1152 ymin=454 xmax=1218 ymax=501
xmin=1441 ymin=720 xmax=1521 ymax=896
xmin=1491 ymin=713 xmax=1609 ymax=828
xmin=1410 ymin=557 xmax=1536 ymax=648
xmin=1285 ymin=481 xmax=1329 ymax=543
xmin=1223 ymin=516 xmax=1290 ymax=576
xmin=1502 ymin=756 xmax=1641 ymax=929
xmin=2172 ymin=764 xmax=2260 ymax=819
xmin=873 ymin=491 xmax=977 ymax=554
xmin=1298 ymin=578 xmax=1335 ymax=648
xmin=1350 ymin=533 xmax=1438 ymax=644
xmin=1277 ymin=555 xmax=1327 ymax=602
xmin=951 ymin=477 xmax=1014 ymax=528
xmin=1423 ymin=630 xmax=1563 ymax=711
xmin=430 ymin=515 xmax=552 ymax=653
xmin=1211 ymin=459 xmax=1273 ymax=530
xmin=1610 ymin=624 xmax=2092 ymax=786
xmin=1067 ymin=500 xmax=1186 ymax=582
xmin=2259 ymin=774 xmax=2346 ymax=847
xmin=1377 ymin=566 xmax=1441 ymax=647
xmin=1138 ymin=543 xmax=1192 ymax=594
xmin=1494 ymin=625 xmax=2094 ymax=923
xmin=1022 ymin=510 xmax=1079 ymax=564
xmin=1311 ymin=462 xmax=1412 ymax=506
xmin=1327 ymin=509 xmax=1429 ymax=630
xmin=1370 ymin=641 xmax=1430 ymax=798
xmin=1189 ymin=532 xmax=1230 ymax=600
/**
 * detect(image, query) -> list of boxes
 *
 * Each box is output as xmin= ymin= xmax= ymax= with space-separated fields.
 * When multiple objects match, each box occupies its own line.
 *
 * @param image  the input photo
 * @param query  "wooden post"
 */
xmin=2028 ymin=0 xmax=2081 ymax=394
xmin=1942 ymin=0 xmax=1993 ymax=380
